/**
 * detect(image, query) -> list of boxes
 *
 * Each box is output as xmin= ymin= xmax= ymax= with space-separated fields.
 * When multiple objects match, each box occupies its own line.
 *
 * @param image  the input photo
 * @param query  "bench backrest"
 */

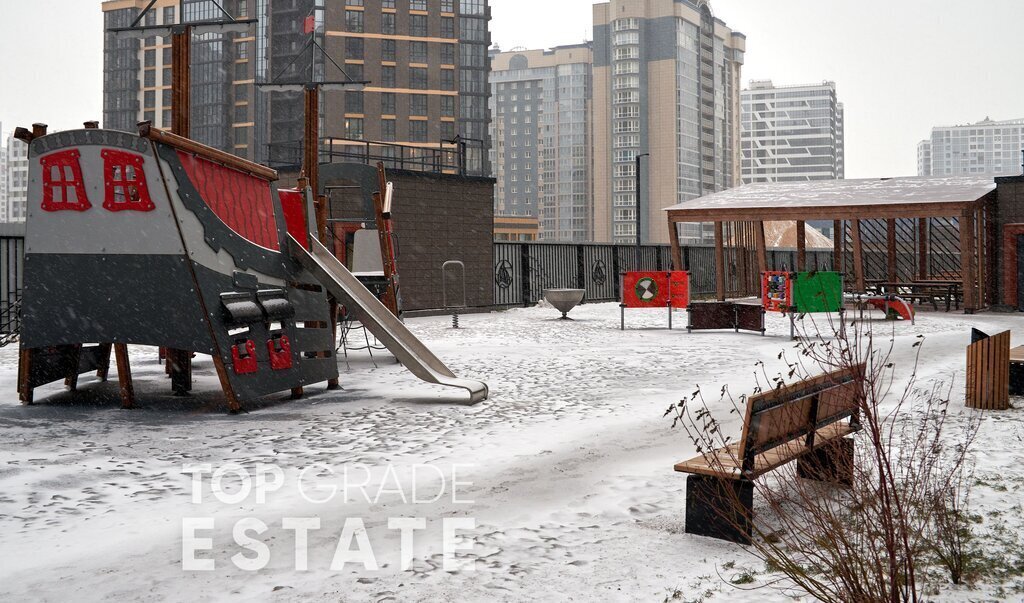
xmin=737 ymin=364 xmax=865 ymax=473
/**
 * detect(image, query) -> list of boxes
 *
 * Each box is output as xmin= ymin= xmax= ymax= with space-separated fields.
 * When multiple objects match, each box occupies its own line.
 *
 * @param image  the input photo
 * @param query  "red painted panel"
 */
xmin=278 ymin=188 xmax=309 ymax=249
xmin=231 ymin=340 xmax=258 ymax=375
xmin=267 ymin=335 xmax=293 ymax=370
xmin=622 ymin=272 xmax=670 ymax=308
xmin=40 ymin=149 xmax=91 ymax=212
xmin=101 ymin=149 xmax=155 ymax=212
xmin=177 ymin=151 xmax=280 ymax=250
xmin=763 ymin=271 xmax=793 ymax=313
xmin=669 ymin=271 xmax=690 ymax=308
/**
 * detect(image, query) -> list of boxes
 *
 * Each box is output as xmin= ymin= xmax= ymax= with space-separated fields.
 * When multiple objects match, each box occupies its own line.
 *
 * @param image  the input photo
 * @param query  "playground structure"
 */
xmin=619 ymin=271 xmax=689 ymax=330
xmin=16 ymin=123 xmax=488 ymax=410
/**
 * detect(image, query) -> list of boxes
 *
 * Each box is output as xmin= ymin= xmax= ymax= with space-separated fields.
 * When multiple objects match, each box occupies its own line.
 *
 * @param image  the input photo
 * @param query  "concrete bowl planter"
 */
xmin=543 ymin=289 xmax=586 ymax=319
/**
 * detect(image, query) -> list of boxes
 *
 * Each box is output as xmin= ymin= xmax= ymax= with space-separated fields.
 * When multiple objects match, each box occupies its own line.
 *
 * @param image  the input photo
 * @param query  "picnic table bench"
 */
xmin=674 ymin=364 xmax=865 ymax=543
xmin=876 ymin=281 xmax=961 ymax=312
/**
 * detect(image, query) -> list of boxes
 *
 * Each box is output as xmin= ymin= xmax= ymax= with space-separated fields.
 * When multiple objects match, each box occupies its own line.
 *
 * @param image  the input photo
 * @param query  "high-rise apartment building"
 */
xmin=0 ymin=123 xmax=7 ymax=223
xmin=3 ymin=133 xmax=28 ymax=222
xmin=741 ymin=80 xmax=844 ymax=184
xmin=490 ymin=44 xmax=593 ymax=241
xmin=266 ymin=0 xmax=492 ymax=177
xmin=102 ymin=0 xmax=263 ymax=161
xmin=917 ymin=118 xmax=1024 ymax=177
xmin=593 ymin=0 xmax=745 ymax=245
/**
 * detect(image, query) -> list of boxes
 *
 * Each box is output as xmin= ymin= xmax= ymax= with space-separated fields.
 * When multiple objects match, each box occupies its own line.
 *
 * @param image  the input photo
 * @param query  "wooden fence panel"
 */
xmin=966 ymin=330 xmax=1011 ymax=410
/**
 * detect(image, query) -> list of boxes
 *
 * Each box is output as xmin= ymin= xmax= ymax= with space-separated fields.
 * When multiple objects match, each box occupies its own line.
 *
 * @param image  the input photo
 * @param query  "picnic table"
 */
xmin=874 ymin=281 xmax=962 ymax=312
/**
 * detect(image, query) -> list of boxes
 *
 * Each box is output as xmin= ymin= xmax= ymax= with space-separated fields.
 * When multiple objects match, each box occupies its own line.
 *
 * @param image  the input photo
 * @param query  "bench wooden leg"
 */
xmin=685 ymin=474 xmax=753 ymax=544
xmin=798 ymin=438 xmax=854 ymax=486
xmin=113 ymin=343 xmax=136 ymax=410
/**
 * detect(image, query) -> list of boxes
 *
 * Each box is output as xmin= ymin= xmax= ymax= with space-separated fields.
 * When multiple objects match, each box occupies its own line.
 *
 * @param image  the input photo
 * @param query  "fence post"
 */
xmin=520 ymin=244 xmax=531 ymax=307
xmin=683 ymin=246 xmax=691 ymax=271
xmin=612 ymin=248 xmax=621 ymax=301
xmin=576 ymin=246 xmax=586 ymax=290
xmin=655 ymin=247 xmax=663 ymax=271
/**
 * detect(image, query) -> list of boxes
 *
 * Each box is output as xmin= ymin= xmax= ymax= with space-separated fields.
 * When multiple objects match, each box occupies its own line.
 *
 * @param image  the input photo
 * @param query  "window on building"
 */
xmin=345 ymin=118 xmax=364 ymax=139
xmin=441 ymin=43 xmax=455 ymax=65
xmin=345 ymin=91 xmax=364 ymax=114
xmin=410 ymin=14 xmax=427 ymax=37
xmin=346 ymin=10 xmax=364 ymax=32
xmin=381 ymin=66 xmax=396 ymax=87
xmin=410 ymin=94 xmax=428 ymax=115
xmin=441 ymin=17 xmax=455 ymax=38
xmin=381 ymin=92 xmax=396 ymax=114
xmin=410 ymin=41 xmax=428 ymax=63
xmin=410 ymin=0 xmax=427 ymax=10
xmin=410 ymin=67 xmax=428 ymax=89
xmin=381 ymin=13 xmax=396 ymax=35
xmin=381 ymin=39 xmax=396 ymax=62
xmin=381 ymin=119 xmax=396 ymax=141
xmin=410 ymin=120 xmax=428 ymax=142
xmin=346 ymin=37 xmax=364 ymax=60
xmin=441 ymin=96 xmax=455 ymax=117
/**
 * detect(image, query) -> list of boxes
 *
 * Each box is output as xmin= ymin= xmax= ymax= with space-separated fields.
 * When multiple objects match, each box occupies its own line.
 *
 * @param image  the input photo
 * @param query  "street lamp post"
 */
xmin=635 ymin=153 xmax=650 ymax=259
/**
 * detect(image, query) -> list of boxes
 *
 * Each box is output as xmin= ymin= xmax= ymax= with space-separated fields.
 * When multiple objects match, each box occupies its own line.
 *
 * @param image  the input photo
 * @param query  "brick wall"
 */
xmin=993 ymin=176 xmax=1024 ymax=308
xmin=389 ymin=170 xmax=495 ymax=311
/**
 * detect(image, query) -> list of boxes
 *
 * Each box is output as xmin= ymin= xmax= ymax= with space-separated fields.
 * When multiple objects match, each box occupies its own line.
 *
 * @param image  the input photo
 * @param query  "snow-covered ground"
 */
xmin=1 ymin=303 xmax=1022 ymax=602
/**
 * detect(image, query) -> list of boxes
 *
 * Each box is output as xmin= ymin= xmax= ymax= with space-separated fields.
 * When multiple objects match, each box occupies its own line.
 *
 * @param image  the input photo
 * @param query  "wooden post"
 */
xmin=832 ymin=220 xmax=842 ymax=274
xmin=18 ymin=348 xmax=33 ymax=405
xmin=755 ymin=220 xmax=768 ymax=277
xmin=167 ymin=348 xmax=192 ymax=396
xmin=886 ymin=218 xmax=898 ymax=283
xmin=668 ymin=218 xmax=683 ymax=271
xmin=96 ymin=343 xmax=112 ymax=382
xmin=714 ymin=221 xmax=726 ymax=301
xmin=303 ymin=84 xmax=321 ymax=225
xmin=171 ymin=26 xmax=191 ymax=137
xmin=796 ymin=220 xmax=807 ymax=272
xmin=917 ymin=217 xmax=929 ymax=280
xmin=113 ymin=343 xmax=136 ymax=410
xmin=64 ymin=344 xmax=83 ymax=392
xmin=851 ymin=219 xmax=866 ymax=293
xmin=960 ymin=209 xmax=977 ymax=313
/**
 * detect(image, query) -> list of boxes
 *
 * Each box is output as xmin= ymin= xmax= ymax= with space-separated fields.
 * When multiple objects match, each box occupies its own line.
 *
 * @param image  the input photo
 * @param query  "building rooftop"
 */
xmin=664 ymin=176 xmax=996 ymax=220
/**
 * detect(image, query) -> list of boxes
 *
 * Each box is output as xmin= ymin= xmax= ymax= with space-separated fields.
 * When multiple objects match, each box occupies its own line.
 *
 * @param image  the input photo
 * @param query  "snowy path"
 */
xmin=0 ymin=303 xmax=1021 ymax=601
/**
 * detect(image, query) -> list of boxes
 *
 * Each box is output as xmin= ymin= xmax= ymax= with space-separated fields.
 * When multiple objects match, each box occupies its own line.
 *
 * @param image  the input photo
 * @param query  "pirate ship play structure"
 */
xmin=15 ymin=122 xmax=487 ymax=410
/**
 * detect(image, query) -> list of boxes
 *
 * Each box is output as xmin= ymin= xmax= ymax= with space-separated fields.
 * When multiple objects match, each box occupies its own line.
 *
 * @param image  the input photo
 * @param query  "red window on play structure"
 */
xmin=763 ymin=271 xmax=793 ymax=313
xmin=622 ymin=271 xmax=690 ymax=308
xmin=40 ymin=149 xmax=91 ymax=212
xmin=101 ymin=149 xmax=155 ymax=212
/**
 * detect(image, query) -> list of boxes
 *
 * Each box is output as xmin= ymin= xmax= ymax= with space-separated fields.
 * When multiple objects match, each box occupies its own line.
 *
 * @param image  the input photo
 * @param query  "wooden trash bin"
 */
xmin=966 ymin=329 xmax=1011 ymax=410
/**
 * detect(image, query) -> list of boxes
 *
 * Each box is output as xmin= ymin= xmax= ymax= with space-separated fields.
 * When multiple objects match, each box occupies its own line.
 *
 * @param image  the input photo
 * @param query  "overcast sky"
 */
xmin=2 ymin=0 xmax=1023 ymax=178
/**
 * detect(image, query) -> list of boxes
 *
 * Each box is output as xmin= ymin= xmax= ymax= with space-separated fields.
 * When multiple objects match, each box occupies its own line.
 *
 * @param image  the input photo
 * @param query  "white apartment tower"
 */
xmin=4 ymin=133 xmax=28 ymax=222
xmin=490 ymin=44 xmax=593 ymax=242
xmin=741 ymin=80 xmax=844 ymax=184
xmin=918 ymin=118 xmax=1024 ymax=177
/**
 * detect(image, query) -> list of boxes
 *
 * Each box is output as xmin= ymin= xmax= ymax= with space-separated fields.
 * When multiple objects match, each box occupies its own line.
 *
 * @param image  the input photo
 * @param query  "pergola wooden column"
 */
xmin=665 ymin=177 xmax=997 ymax=313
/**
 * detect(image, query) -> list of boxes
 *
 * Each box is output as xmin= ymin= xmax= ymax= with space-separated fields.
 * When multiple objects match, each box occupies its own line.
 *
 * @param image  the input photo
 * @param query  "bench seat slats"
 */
xmin=674 ymin=422 xmax=857 ymax=480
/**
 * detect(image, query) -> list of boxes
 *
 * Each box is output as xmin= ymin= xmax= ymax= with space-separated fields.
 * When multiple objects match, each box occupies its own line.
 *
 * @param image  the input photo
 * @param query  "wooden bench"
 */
xmin=674 ymin=364 xmax=865 ymax=544
xmin=879 ymin=282 xmax=961 ymax=312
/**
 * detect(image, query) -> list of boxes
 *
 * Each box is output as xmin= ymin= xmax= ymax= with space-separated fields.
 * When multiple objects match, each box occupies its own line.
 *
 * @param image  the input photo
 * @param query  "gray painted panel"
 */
xmin=25 ymin=139 xmax=185 ymax=256
xmin=647 ymin=17 xmax=679 ymax=62
xmin=291 ymin=327 xmax=335 ymax=353
xmin=593 ymin=24 xmax=611 ymax=68
xmin=20 ymin=253 xmax=212 ymax=351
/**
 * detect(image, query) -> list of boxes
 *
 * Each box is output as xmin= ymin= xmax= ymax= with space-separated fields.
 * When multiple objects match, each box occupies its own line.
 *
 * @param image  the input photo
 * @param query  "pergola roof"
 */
xmin=665 ymin=176 xmax=996 ymax=221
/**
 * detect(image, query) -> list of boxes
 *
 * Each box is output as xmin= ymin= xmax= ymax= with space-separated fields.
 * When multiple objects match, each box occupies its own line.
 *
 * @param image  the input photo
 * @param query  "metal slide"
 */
xmin=289 ymin=235 xmax=489 ymax=404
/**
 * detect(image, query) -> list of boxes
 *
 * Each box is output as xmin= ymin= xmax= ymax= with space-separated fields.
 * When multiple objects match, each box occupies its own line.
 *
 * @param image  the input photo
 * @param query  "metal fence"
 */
xmin=494 ymin=241 xmax=835 ymax=307
xmin=0 ymin=225 xmax=25 ymax=340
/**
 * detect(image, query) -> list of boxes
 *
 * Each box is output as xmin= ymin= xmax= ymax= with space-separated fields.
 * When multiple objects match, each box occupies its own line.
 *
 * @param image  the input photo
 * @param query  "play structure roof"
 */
xmin=665 ymin=176 xmax=996 ymax=221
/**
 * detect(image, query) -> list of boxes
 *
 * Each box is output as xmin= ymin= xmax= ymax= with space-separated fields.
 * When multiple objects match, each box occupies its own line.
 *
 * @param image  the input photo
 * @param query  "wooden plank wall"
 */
xmin=966 ymin=330 xmax=1011 ymax=410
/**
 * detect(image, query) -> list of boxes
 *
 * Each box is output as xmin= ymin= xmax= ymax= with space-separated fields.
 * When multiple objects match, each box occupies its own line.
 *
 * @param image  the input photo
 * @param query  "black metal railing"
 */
xmin=0 ymin=231 xmax=24 ymax=346
xmin=266 ymin=138 xmax=469 ymax=175
xmin=493 ymin=241 xmax=835 ymax=307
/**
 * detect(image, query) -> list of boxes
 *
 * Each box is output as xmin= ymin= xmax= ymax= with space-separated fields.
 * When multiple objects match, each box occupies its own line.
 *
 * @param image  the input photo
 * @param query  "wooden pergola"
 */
xmin=665 ymin=177 xmax=997 ymax=313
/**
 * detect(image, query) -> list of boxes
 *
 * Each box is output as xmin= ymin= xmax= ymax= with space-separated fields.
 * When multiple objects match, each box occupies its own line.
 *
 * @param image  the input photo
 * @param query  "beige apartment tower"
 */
xmin=593 ymin=0 xmax=744 ymax=245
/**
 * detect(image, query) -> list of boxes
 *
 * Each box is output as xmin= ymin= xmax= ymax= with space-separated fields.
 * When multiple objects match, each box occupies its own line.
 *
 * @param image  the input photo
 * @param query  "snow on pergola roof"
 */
xmin=665 ymin=176 xmax=996 ymax=221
